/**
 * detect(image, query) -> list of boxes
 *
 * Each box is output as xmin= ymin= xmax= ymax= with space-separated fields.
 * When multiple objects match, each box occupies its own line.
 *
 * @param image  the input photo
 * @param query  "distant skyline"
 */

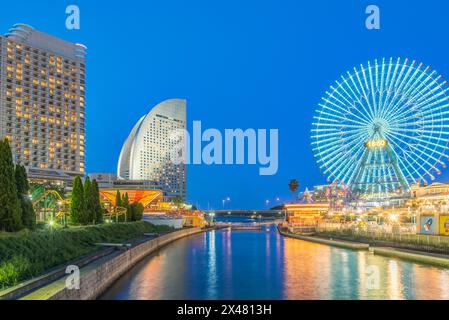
xmin=2 ymin=0 xmax=449 ymax=209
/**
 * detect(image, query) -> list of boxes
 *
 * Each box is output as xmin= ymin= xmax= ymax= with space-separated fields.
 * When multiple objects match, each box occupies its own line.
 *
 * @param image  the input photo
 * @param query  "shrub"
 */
xmin=0 ymin=221 xmax=172 ymax=289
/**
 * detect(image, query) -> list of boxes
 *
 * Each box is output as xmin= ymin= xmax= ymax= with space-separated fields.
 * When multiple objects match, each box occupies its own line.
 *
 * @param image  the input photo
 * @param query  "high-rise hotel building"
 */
xmin=0 ymin=24 xmax=86 ymax=184
xmin=117 ymin=99 xmax=187 ymax=201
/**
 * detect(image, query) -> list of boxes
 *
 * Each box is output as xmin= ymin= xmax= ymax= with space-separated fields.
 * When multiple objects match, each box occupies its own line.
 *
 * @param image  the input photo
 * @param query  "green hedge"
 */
xmin=0 ymin=222 xmax=172 ymax=289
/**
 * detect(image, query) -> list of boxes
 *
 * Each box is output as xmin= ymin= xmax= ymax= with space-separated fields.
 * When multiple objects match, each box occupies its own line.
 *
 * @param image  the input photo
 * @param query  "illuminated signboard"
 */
xmin=420 ymin=216 xmax=435 ymax=235
xmin=440 ymin=215 xmax=449 ymax=236
xmin=365 ymin=139 xmax=388 ymax=149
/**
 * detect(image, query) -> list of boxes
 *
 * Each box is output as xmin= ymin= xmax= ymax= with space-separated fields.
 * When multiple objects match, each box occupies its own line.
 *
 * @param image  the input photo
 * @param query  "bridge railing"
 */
xmin=212 ymin=220 xmax=283 ymax=228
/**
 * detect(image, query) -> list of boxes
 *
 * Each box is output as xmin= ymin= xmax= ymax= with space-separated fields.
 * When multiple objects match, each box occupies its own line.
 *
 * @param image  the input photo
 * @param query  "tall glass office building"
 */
xmin=117 ymin=99 xmax=187 ymax=200
xmin=0 ymin=24 xmax=86 ymax=184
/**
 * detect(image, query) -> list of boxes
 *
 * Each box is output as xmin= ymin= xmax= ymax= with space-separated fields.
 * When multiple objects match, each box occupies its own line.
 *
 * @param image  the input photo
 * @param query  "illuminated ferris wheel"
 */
xmin=312 ymin=58 xmax=449 ymax=198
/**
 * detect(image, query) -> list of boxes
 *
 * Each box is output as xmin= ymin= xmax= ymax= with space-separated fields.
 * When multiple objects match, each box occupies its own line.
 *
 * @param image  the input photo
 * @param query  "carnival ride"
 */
xmin=31 ymin=186 xmax=129 ymax=222
xmin=31 ymin=186 xmax=69 ymax=220
xmin=325 ymin=181 xmax=348 ymax=209
xmin=312 ymin=58 xmax=449 ymax=200
xmin=99 ymin=189 xmax=163 ymax=208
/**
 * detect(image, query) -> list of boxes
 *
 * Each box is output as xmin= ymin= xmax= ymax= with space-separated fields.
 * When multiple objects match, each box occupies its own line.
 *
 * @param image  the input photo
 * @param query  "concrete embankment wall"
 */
xmin=371 ymin=247 xmax=449 ymax=268
xmin=22 ymin=227 xmax=204 ymax=300
xmin=279 ymin=227 xmax=449 ymax=268
xmin=278 ymin=228 xmax=369 ymax=250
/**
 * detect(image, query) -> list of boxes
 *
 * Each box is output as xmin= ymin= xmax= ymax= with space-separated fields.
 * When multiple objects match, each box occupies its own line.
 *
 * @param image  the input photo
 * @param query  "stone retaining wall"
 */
xmin=22 ymin=227 xmax=204 ymax=300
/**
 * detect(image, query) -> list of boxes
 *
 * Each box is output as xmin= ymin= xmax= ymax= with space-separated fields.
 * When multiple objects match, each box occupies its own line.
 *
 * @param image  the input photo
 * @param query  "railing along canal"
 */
xmin=316 ymin=223 xmax=449 ymax=254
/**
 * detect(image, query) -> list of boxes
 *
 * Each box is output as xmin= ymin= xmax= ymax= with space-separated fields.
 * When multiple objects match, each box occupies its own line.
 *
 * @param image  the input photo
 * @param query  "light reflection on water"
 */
xmin=100 ymin=226 xmax=449 ymax=300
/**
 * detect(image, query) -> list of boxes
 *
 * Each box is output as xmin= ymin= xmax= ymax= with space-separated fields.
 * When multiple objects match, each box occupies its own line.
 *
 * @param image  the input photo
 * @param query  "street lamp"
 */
xmin=48 ymin=219 xmax=55 ymax=231
xmin=265 ymin=200 xmax=270 ymax=208
xmin=222 ymin=197 xmax=231 ymax=208
xmin=58 ymin=200 xmax=68 ymax=228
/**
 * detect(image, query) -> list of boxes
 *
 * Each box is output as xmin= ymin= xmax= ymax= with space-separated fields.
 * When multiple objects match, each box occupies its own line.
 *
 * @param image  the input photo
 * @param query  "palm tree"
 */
xmin=288 ymin=179 xmax=299 ymax=203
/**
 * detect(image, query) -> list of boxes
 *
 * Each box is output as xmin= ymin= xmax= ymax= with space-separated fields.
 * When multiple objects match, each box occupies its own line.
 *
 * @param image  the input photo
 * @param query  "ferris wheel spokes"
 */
xmin=312 ymin=58 xmax=449 ymax=199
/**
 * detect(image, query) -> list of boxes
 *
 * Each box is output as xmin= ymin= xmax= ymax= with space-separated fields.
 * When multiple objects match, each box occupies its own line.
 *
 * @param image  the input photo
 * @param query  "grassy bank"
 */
xmin=0 ymin=222 xmax=172 ymax=289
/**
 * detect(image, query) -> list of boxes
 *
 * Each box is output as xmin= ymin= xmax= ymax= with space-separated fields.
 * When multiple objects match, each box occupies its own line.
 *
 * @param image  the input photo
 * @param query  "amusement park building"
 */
xmin=0 ymin=24 xmax=86 ymax=184
xmin=410 ymin=183 xmax=449 ymax=199
xmin=407 ymin=183 xmax=449 ymax=236
xmin=117 ymin=99 xmax=186 ymax=201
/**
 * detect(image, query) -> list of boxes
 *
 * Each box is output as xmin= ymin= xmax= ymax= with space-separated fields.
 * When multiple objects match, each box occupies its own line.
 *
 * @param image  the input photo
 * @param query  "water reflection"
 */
xmin=100 ymin=226 xmax=449 ymax=300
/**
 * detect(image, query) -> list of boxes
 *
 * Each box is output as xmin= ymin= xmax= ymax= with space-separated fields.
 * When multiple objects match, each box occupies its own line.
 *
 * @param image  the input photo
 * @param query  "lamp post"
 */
xmin=222 ymin=197 xmax=231 ymax=209
xmin=59 ymin=200 xmax=67 ymax=228
xmin=43 ymin=186 xmax=47 ymax=222
xmin=265 ymin=199 xmax=270 ymax=209
xmin=208 ymin=212 xmax=216 ymax=226
xmin=48 ymin=219 xmax=55 ymax=231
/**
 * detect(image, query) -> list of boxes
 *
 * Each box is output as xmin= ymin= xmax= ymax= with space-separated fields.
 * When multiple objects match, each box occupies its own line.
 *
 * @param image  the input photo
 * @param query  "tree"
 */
xmin=122 ymin=193 xmax=129 ymax=222
xmin=91 ymin=180 xmax=103 ymax=224
xmin=127 ymin=200 xmax=133 ymax=222
xmin=15 ymin=164 xmax=35 ymax=229
xmin=122 ymin=193 xmax=129 ymax=207
xmin=113 ymin=190 xmax=122 ymax=222
xmin=84 ymin=177 xmax=96 ymax=224
xmin=70 ymin=176 xmax=85 ymax=224
xmin=129 ymin=202 xmax=144 ymax=221
xmin=0 ymin=139 xmax=22 ymax=231
xmin=134 ymin=202 xmax=144 ymax=221
xmin=115 ymin=190 xmax=122 ymax=208
xmin=288 ymin=179 xmax=299 ymax=203
xmin=83 ymin=176 xmax=90 ymax=194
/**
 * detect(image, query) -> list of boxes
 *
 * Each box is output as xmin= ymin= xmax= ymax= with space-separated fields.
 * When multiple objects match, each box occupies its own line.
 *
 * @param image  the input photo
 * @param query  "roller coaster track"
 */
xmin=104 ymin=206 xmax=128 ymax=221
xmin=32 ymin=187 xmax=128 ymax=221
xmin=31 ymin=188 xmax=70 ymax=219
xmin=31 ymin=189 xmax=68 ymax=206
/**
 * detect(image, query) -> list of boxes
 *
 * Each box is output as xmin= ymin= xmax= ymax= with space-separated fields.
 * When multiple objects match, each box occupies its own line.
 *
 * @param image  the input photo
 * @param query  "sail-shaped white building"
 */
xmin=117 ymin=99 xmax=186 ymax=200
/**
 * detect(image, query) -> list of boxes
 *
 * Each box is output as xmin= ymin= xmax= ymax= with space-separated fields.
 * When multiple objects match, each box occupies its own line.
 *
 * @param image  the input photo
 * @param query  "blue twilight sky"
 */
xmin=2 ymin=0 xmax=449 ymax=209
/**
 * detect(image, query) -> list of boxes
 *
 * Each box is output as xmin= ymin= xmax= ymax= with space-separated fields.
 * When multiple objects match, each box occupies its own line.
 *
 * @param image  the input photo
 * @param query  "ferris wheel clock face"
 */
xmin=312 ymin=58 xmax=449 ymax=198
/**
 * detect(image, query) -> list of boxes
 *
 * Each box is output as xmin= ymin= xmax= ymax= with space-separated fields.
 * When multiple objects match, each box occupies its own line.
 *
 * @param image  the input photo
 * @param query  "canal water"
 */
xmin=100 ymin=222 xmax=449 ymax=300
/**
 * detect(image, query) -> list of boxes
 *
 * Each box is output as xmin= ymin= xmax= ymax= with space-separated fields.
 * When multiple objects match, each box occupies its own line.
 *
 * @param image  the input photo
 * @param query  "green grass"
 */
xmin=0 ymin=221 xmax=172 ymax=290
